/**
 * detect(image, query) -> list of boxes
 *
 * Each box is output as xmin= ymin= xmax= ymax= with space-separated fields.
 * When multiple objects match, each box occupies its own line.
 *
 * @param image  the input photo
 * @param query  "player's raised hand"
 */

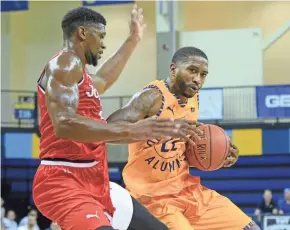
xmin=130 ymin=117 xmax=202 ymax=145
xmin=223 ymin=136 xmax=239 ymax=167
xmin=129 ymin=4 xmax=147 ymax=40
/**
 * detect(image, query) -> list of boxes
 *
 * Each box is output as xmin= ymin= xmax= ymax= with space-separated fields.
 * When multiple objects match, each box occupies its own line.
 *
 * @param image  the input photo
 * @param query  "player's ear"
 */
xmin=170 ymin=63 xmax=176 ymax=75
xmin=77 ymin=26 xmax=87 ymax=40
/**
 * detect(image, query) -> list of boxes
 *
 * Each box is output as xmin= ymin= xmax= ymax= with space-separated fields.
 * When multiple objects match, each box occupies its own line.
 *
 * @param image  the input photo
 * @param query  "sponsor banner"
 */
xmin=256 ymin=85 xmax=290 ymax=118
xmin=198 ymin=88 xmax=224 ymax=120
xmin=14 ymin=96 xmax=35 ymax=120
xmin=263 ymin=215 xmax=290 ymax=230
xmin=1 ymin=0 xmax=29 ymax=12
xmin=82 ymin=0 xmax=134 ymax=6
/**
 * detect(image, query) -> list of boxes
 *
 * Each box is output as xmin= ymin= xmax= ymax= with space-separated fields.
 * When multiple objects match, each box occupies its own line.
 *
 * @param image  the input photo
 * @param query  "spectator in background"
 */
xmin=1 ymin=197 xmax=5 ymax=223
xmin=3 ymin=210 xmax=18 ymax=230
xmin=1 ymin=206 xmax=7 ymax=229
xmin=255 ymin=189 xmax=277 ymax=222
xmin=278 ymin=188 xmax=290 ymax=214
xmin=44 ymin=222 xmax=62 ymax=230
xmin=17 ymin=213 xmax=38 ymax=230
xmin=18 ymin=209 xmax=39 ymax=230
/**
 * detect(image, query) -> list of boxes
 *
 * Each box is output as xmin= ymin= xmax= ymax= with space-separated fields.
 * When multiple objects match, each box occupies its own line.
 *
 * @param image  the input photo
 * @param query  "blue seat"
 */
xmin=223 ymin=193 xmax=282 ymax=206
xmin=28 ymin=159 xmax=40 ymax=167
xmin=225 ymin=193 xmax=262 ymax=205
xmin=11 ymin=182 xmax=27 ymax=192
xmin=28 ymin=169 xmax=37 ymax=179
xmin=0 ymin=168 xmax=4 ymax=179
xmin=28 ymin=181 xmax=33 ymax=192
xmin=3 ymin=159 xmax=28 ymax=167
xmin=190 ymin=167 xmax=290 ymax=179
xmin=109 ymin=167 xmax=121 ymax=181
xmin=202 ymin=179 xmax=290 ymax=192
xmin=6 ymin=168 xmax=28 ymax=179
xmin=241 ymin=207 xmax=255 ymax=215
xmin=236 ymin=155 xmax=290 ymax=166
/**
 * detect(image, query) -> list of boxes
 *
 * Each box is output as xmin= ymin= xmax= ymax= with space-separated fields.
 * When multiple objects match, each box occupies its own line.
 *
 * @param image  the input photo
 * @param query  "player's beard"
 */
xmin=85 ymin=50 xmax=98 ymax=66
xmin=179 ymin=81 xmax=198 ymax=98
xmin=175 ymin=74 xmax=193 ymax=98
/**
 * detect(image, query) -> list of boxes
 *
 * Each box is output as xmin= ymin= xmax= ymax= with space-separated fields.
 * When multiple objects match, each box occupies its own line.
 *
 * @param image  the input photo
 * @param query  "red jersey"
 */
xmin=37 ymin=51 xmax=107 ymax=162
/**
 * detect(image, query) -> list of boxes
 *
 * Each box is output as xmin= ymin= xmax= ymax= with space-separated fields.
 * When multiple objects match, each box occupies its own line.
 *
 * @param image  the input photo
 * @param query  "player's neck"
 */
xmin=62 ymin=39 xmax=87 ymax=66
xmin=165 ymin=78 xmax=188 ymax=103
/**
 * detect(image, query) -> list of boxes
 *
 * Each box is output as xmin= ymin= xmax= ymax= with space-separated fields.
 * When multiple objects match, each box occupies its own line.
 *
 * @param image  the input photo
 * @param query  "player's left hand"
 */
xmin=129 ymin=4 xmax=147 ymax=41
xmin=223 ymin=137 xmax=239 ymax=168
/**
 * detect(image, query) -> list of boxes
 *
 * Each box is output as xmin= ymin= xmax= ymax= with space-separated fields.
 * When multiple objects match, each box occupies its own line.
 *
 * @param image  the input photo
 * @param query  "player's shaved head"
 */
xmin=172 ymin=47 xmax=208 ymax=64
xmin=61 ymin=7 xmax=106 ymax=39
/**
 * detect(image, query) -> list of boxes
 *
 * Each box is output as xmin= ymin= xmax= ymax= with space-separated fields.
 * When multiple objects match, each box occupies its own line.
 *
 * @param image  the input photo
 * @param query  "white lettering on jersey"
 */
xmin=86 ymin=85 xmax=99 ymax=99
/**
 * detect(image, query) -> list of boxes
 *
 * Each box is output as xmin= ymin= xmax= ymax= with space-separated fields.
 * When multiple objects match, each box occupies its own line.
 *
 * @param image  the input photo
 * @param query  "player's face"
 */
xmin=79 ymin=23 xmax=106 ymax=67
xmin=171 ymin=56 xmax=208 ymax=98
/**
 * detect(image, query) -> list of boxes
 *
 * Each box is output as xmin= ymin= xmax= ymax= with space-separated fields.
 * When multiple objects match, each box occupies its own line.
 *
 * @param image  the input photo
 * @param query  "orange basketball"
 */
xmin=185 ymin=124 xmax=230 ymax=171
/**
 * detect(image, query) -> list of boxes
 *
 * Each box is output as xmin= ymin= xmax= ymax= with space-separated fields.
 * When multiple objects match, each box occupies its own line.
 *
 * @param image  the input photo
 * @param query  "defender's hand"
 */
xmin=129 ymin=4 xmax=147 ymax=41
xmin=223 ymin=137 xmax=239 ymax=167
xmin=130 ymin=117 xmax=202 ymax=145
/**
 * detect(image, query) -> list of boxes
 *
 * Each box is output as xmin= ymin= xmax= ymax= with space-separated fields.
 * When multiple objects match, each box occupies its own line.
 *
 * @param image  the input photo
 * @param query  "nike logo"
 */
xmin=167 ymin=106 xmax=174 ymax=115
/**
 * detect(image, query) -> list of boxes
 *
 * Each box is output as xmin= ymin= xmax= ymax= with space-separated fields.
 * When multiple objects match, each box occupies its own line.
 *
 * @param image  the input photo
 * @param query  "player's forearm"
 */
xmin=94 ymin=35 xmax=140 ymax=91
xmin=54 ymin=114 xmax=133 ymax=143
xmin=106 ymin=119 xmax=139 ymax=144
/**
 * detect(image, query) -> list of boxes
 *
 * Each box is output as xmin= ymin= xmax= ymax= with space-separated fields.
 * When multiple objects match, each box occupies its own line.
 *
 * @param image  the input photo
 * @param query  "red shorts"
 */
xmin=33 ymin=160 xmax=114 ymax=230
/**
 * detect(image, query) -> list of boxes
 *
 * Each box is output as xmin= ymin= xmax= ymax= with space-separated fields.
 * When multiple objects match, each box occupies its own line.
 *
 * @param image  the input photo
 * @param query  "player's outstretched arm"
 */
xmin=45 ymin=52 xmax=199 ymax=144
xmin=107 ymin=88 xmax=201 ymax=144
xmin=91 ymin=5 xmax=146 ymax=95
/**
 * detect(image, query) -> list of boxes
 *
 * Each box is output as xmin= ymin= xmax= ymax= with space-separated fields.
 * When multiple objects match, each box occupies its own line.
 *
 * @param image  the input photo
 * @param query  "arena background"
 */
xmin=1 ymin=1 xmax=290 ymax=229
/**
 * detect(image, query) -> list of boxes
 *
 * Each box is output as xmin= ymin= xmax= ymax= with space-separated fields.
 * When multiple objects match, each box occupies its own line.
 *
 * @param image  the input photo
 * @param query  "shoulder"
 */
xmin=140 ymin=87 xmax=163 ymax=103
xmin=45 ymin=51 xmax=83 ymax=85
xmin=136 ymin=87 xmax=163 ymax=117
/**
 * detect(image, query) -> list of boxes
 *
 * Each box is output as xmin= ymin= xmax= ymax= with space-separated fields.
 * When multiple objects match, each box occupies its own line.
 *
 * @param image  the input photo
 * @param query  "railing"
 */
xmin=1 ymin=86 xmax=290 ymax=128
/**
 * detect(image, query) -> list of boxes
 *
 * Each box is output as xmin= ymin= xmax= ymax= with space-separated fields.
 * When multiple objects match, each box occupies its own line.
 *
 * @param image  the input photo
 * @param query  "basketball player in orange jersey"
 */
xmin=107 ymin=47 xmax=261 ymax=230
xmin=33 ymin=6 xmax=201 ymax=230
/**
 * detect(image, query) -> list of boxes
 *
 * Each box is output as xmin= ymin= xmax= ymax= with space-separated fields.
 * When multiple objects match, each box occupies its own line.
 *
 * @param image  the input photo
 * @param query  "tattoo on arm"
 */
xmin=107 ymin=88 xmax=162 ymax=123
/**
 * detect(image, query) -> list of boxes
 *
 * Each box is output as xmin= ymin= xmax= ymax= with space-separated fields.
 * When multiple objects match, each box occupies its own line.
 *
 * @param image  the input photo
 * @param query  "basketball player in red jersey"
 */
xmin=33 ymin=6 xmax=201 ymax=230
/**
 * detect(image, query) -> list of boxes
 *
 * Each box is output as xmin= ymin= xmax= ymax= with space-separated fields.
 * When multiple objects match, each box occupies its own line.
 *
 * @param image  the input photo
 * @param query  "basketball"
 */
xmin=186 ymin=124 xmax=230 ymax=171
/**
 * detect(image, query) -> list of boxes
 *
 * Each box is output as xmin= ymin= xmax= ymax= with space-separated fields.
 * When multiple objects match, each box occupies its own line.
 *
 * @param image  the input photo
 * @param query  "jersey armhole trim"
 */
xmin=143 ymin=85 xmax=165 ymax=117
xmin=37 ymin=69 xmax=46 ymax=94
xmin=78 ymin=76 xmax=84 ymax=86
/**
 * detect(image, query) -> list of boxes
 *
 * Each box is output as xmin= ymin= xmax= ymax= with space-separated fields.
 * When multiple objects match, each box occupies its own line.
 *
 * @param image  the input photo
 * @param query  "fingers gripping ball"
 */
xmin=186 ymin=125 xmax=230 ymax=171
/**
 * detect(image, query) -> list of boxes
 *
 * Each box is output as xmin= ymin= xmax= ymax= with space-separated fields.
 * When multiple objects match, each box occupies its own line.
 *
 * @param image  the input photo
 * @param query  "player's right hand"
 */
xmin=129 ymin=116 xmax=202 ymax=145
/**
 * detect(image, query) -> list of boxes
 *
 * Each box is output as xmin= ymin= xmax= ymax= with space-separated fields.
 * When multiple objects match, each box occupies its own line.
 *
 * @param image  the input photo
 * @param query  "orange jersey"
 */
xmin=123 ymin=80 xmax=201 ymax=197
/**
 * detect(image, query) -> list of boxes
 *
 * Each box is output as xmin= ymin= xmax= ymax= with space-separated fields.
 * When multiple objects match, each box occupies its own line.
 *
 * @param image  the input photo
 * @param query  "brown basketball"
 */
xmin=185 ymin=124 xmax=230 ymax=171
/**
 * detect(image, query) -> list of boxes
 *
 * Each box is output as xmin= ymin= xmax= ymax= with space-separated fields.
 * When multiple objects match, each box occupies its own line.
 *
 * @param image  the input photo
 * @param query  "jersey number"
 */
xmin=161 ymin=140 xmax=178 ymax=152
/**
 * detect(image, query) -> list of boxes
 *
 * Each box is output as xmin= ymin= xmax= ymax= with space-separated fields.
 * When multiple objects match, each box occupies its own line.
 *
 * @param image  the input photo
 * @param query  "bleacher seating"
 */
xmin=2 ymin=155 xmax=290 ymax=215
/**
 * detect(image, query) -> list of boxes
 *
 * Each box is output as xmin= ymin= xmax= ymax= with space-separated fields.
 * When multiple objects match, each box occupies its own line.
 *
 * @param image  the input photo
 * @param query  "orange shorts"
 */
xmin=137 ymin=184 xmax=252 ymax=230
